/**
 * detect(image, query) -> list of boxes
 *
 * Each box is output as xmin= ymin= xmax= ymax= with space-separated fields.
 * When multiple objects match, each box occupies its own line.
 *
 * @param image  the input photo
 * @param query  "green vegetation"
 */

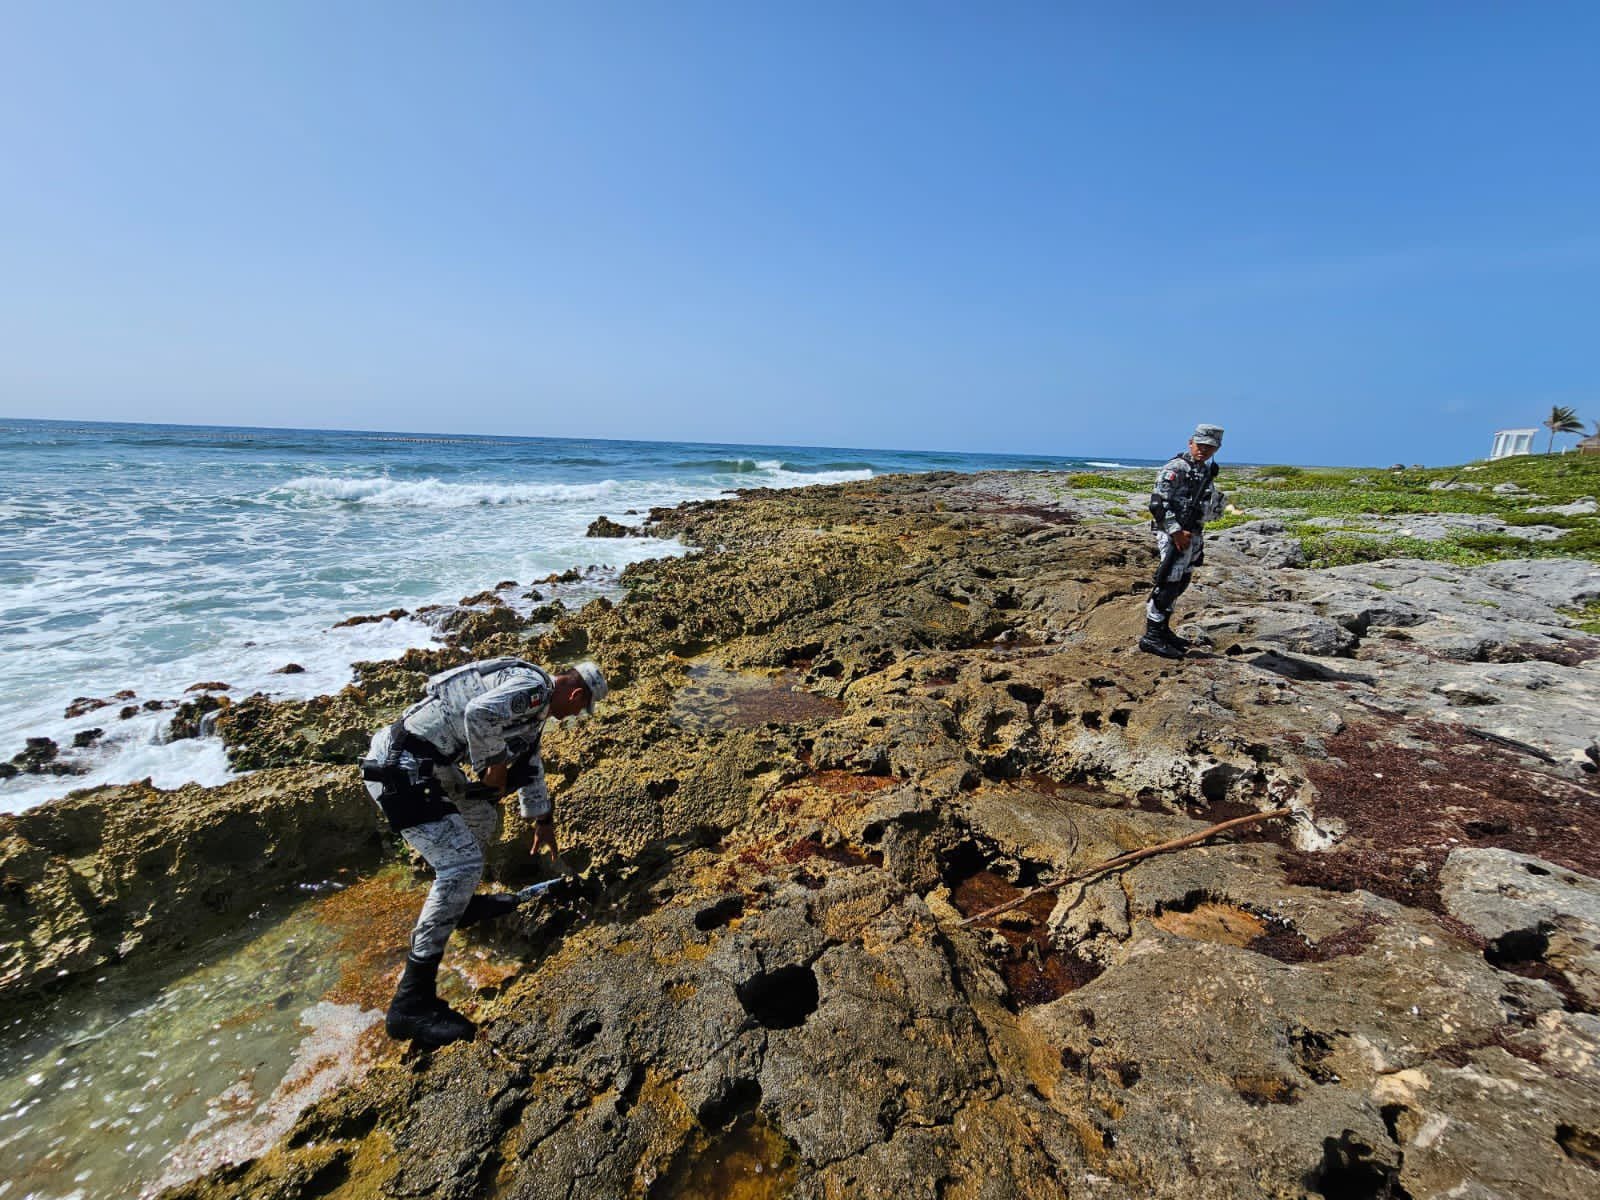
xmin=1246 ymin=454 xmax=1600 ymax=565
xmin=1292 ymin=529 xmax=1503 ymax=568
xmin=1065 ymin=472 xmax=1145 ymax=492
xmin=1559 ymin=602 xmax=1600 ymax=634
xmin=1062 ymin=453 xmax=1600 ymax=566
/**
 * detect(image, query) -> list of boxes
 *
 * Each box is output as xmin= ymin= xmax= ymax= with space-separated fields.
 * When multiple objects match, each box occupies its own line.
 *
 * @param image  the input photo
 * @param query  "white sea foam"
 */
xmin=1085 ymin=461 xmax=1138 ymax=469
xmin=1 ymin=436 xmax=882 ymax=814
xmin=273 ymin=463 xmax=871 ymax=509
xmin=275 ymin=475 xmax=625 ymax=506
xmin=154 ymin=1001 xmax=382 ymax=1194
xmin=740 ymin=466 xmax=874 ymax=487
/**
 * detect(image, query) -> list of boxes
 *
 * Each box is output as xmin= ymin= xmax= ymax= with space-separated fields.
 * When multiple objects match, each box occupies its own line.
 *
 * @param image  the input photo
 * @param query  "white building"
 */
xmin=1490 ymin=428 xmax=1537 ymax=459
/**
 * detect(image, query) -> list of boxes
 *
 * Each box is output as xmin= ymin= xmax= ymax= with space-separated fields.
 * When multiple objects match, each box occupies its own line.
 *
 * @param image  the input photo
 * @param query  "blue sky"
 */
xmin=1 ymin=1 xmax=1596 ymax=465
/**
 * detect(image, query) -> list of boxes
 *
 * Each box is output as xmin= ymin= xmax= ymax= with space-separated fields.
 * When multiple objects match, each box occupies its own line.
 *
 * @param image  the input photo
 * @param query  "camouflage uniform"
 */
xmin=1141 ymin=425 xmax=1225 ymax=655
xmin=362 ymin=657 xmax=557 ymax=958
xmin=362 ymin=656 xmax=606 ymax=1047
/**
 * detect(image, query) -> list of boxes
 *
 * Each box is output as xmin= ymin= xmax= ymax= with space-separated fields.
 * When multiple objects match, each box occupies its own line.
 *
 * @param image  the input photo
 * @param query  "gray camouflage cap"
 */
xmin=1192 ymin=424 xmax=1224 ymax=447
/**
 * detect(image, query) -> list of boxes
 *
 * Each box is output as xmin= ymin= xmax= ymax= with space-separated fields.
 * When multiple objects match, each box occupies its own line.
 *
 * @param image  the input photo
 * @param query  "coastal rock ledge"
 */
xmin=6 ymin=471 xmax=1600 ymax=1199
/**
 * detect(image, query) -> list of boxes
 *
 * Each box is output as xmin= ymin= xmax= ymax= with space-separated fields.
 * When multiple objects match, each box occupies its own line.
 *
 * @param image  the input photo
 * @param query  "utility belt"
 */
xmin=360 ymin=721 xmax=458 ymax=831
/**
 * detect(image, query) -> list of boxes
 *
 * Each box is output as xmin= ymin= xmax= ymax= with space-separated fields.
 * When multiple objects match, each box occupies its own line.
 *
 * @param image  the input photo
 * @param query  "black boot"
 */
xmin=385 ymin=953 xmax=476 ymax=1047
xmin=457 ymin=892 xmax=522 ymax=929
xmin=1158 ymin=622 xmax=1191 ymax=651
xmin=1138 ymin=618 xmax=1184 ymax=659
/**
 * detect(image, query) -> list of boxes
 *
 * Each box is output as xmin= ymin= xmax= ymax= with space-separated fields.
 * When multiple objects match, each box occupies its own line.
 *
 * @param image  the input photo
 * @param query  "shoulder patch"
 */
xmin=509 ymin=691 xmax=530 ymax=715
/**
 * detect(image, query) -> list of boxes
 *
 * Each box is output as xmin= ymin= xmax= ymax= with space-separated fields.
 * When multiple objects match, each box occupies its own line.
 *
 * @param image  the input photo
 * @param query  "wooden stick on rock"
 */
xmin=955 ymin=807 xmax=1293 ymax=928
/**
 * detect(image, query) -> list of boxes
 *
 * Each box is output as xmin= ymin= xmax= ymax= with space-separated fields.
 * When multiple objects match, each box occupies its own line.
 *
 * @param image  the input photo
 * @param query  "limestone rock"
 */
xmin=16 ymin=469 xmax=1600 ymax=1198
xmin=1529 ymin=498 xmax=1598 ymax=516
xmin=1439 ymin=848 xmax=1600 ymax=1010
xmin=585 ymin=515 xmax=638 ymax=537
xmin=0 ymin=766 xmax=382 ymax=1001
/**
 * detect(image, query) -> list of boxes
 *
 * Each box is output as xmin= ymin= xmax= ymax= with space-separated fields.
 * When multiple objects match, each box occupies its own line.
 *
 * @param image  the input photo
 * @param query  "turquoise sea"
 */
xmin=0 ymin=419 xmax=1153 ymax=812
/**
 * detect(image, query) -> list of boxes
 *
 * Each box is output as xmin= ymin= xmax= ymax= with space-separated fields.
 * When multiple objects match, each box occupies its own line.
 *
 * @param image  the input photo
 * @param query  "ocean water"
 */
xmin=1 ymin=419 xmax=1144 ymax=813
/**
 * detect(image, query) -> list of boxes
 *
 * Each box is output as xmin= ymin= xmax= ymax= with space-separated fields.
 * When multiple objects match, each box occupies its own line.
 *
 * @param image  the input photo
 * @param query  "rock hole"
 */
xmin=1109 ymin=708 xmax=1131 ymax=727
xmin=1380 ymin=1104 xmax=1406 ymax=1144
xmin=1524 ymin=863 xmax=1551 ymax=876
xmin=1305 ymin=1132 xmax=1410 ymax=1200
xmin=1199 ymin=765 xmax=1238 ymax=803
xmin=1006 ymin=682 xmax=1044 ymax=706
xmin=1556 ymin=1123 xmax=1600 ymax=1170
xmin=616 ymin=1066 xmax=645 ymax=1115
xmin=938 ymin=840 xmax=991 ymax=889
xmin=1152 ymin=888 xmax=1212 ymax=916
xmin=949 ymin=867 xmax=1104 ymax=1010
xmin=696 ymin=1077 xmax=762 ymax=1131
xmin=1290 ymin=1027 xmax=1340 ymax=1085
xmin=693 ymin=895 xmax=745 ymax=932
xmin=1484 ymin=925 xmax=1550 ymax=968
xmin=1106 ymin=1060 xmax=1141 ymax=1088
xmin=565 ymin=1011 xmax=603 ymax=1049
xmin=736 ymin=964 xmax=819 ymax=1030
xmin=1081 ymin=711 xmax=1103 ymax=730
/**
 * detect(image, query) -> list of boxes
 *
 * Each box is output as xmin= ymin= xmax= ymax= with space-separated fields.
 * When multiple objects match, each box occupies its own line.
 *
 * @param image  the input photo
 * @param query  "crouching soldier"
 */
xmin=361 ymin=657 xmax=608 ymax=1046
xmin=1140 ymin=424 xmax=1226 ymax=659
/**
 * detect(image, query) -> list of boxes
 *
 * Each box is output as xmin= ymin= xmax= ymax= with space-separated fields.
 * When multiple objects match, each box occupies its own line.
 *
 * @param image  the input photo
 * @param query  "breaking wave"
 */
xmin=673 ymin=458 xmax=767 ymax=472
xmin=273 ymin=461 xmax=874 ymax=508
xmin=274 ymin=476 xmax=623 ymax=507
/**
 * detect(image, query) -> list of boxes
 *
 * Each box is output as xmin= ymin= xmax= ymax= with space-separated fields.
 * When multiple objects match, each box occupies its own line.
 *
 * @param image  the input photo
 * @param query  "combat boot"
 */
xmin=386 ymin=953 xmax=476 ymax=1047
xmin=1138 ymin=618 xmax=1184 ymax=659
xmin=1157 ymin=622 xmax=1191 ymax=651
xmin=457 ymin=892 xmax=522 ymax=929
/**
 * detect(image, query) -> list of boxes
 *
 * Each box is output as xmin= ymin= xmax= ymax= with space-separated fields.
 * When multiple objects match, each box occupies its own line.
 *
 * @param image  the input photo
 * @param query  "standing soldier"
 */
xmin=360 ymin=656 xmax=608 ymax=1046
xmin=1140 ymin=424 xmax=1226 ymax=659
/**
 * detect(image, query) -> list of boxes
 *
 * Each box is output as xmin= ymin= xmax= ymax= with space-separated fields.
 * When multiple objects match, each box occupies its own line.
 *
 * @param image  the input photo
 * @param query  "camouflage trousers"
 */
xmin=400 ymin=789 xmax=501 ymax=959
xmin=1146 ymin=529 xmax=1204 ymax=623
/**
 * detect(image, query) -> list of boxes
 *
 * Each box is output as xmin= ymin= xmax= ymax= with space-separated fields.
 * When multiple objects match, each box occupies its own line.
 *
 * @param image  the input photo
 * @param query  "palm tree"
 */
xmin=1543 ymin=405 xmax=1584 ymax=453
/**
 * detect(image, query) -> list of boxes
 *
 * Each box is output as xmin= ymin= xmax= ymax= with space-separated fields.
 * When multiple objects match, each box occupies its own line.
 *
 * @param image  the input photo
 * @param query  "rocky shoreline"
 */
xmin=4 ymin=467 xmax=1600 ymax=1199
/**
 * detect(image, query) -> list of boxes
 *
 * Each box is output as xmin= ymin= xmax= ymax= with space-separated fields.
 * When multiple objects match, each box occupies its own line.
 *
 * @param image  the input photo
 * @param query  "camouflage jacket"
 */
xmin=402 ymin=658 xmax=554 ymax=819
xmin=1148 ymin=452 xmax=1225 ymax=535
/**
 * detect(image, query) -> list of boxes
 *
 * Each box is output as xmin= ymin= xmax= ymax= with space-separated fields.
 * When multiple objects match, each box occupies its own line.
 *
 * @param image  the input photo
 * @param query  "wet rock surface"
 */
xmin=587 ymin=514 xmax=640 ymax=537
xmin=0 ymin=766 xmax=384 ymax=1000
xmin=7 ymin=471 xmax=1600 ymax=1198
